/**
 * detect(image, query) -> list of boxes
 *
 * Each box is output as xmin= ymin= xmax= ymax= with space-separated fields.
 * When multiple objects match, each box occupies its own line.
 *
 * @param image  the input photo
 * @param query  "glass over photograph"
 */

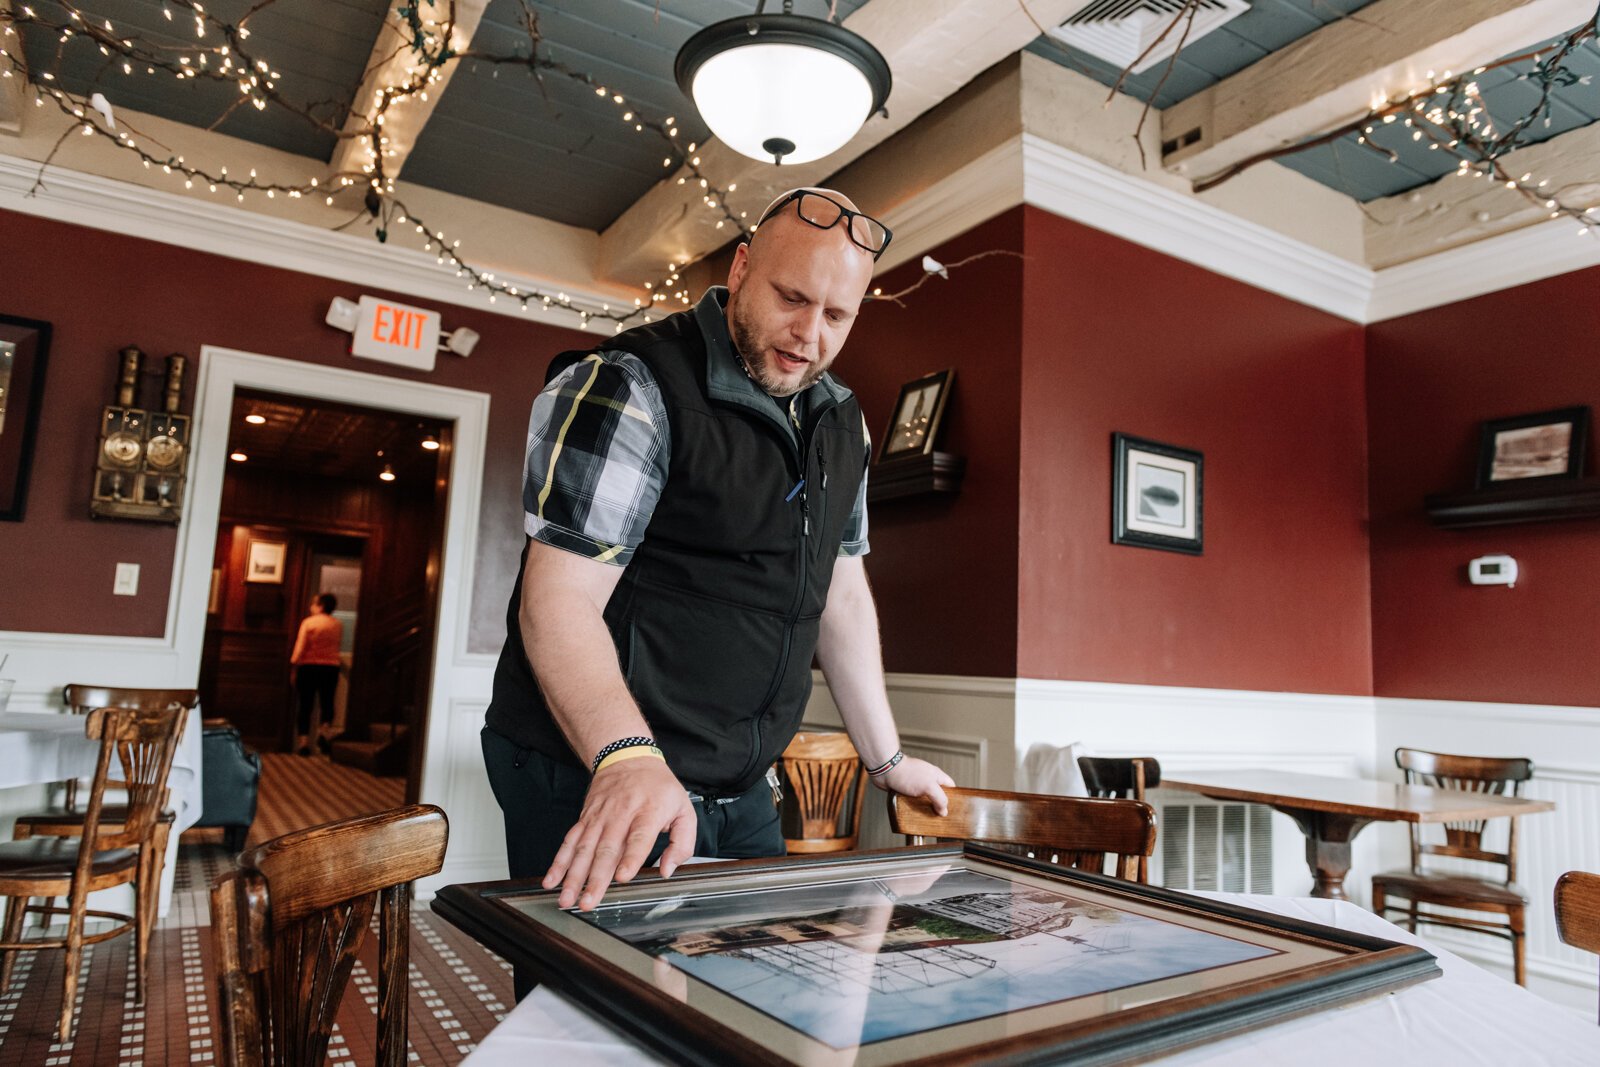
xmin=574 ymin=867 xmax=1276 ymax=1049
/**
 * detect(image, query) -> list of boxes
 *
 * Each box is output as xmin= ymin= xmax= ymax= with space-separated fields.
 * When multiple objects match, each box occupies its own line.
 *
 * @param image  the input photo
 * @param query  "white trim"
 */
xmin=180 ymin=348 xmax=491 ymax=813
xmin=1375 ymin=694 xmax=1600 ymax=731
xmin=0 ymin=154 xmax=623 ymax=331
xmin=874 ymin=139 xmax=1024 ymax=276
xmin=1366 ymin=215 xmax=1600 ymax=323
xmin=1020 ymin=133 xmax=1376 ymax=323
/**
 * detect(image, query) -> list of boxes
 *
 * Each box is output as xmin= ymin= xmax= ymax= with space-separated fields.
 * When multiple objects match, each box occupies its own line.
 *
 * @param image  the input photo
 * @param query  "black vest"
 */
xmin=485 ymin=296 xmax=867 ymax=796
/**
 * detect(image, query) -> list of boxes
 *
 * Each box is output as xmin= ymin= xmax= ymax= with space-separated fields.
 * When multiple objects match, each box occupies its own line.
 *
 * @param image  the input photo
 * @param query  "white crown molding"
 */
xmin=1365 ymin=216 xmax=1600 ymax=322
xmin=874 ymin=138 xmax=1024 ymax=276
xmin=1019 ymin=134 xmax=1377 ymax=323
xmin=0 ymin=154 xmax=625 ymax=331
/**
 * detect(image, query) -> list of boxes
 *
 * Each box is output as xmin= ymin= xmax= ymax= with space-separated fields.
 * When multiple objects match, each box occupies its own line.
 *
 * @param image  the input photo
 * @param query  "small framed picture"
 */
xmin=1475 ymin=407 xmax=1590 ymax=489
xmin=1113 ymin=433 xmax=1203 ymax=555
xmin=245 ymin=539 xmax=287 ymax=584
xmin=878 ymin=369 xmax=953 ymax=463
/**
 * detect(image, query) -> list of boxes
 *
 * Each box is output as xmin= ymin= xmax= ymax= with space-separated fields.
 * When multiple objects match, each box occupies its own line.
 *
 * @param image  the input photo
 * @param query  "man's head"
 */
xmin=725 ymin=188 xmax=881 ymax=397
xmin=315 ymin=593 xmax=337 ymax=614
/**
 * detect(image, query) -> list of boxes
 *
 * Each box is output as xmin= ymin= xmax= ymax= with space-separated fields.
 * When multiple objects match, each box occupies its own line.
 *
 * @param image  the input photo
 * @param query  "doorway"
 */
xmin=197 ymin=388 xmax=450 ymax=822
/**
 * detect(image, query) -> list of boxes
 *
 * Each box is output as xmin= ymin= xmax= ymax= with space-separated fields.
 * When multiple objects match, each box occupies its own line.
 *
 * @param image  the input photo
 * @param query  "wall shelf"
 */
xmin=867 ymin=452 xmax=966 ymax=503
xmin=1424 ymin=476 xmax=1600 ymax=528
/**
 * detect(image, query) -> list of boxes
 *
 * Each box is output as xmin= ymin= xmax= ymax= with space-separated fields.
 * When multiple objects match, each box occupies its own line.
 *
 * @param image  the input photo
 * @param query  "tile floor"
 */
xmin=0 ymin=755 xmax=515 ymax=1066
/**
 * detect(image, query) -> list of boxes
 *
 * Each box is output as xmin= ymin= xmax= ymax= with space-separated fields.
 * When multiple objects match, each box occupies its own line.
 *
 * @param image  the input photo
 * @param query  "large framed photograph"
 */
xmin=1113 ymin=433 xmax=1203 ymax=555
xmin=1475 ymin=406 xmax=1590 ymax=489
xmin=0 ymin=314 xmax=53 ymax=522
xmin=434 ymin=846 xmax=1437 ymax=1066
xmin=245 ymin=539 xmax=287 ymax=584
xmin=878 ymin=369 xmax=953 ymax=462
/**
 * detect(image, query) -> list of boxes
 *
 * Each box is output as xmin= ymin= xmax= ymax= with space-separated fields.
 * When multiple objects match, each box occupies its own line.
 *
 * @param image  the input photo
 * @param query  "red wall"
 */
xmin=1367 ymin=268 xmax=1600 ymax=707
xmin=840 ymin=211 xmax=1024 ymax=678
xmin=0 ymin=208 xmax=588 ymax=648
xmin=1016 ymin=207 xmax=1373 ymax=693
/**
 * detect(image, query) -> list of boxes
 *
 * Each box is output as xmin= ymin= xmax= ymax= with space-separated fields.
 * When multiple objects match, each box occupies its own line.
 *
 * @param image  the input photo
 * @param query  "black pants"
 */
xmin=481 ymin=725 xmax=783 ymax=999
xmin=294 ymin=664 xmax=339 ymax=736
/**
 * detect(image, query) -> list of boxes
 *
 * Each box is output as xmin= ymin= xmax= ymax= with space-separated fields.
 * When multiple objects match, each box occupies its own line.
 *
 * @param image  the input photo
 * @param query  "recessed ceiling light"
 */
xmin=379 ymin=463 xmax=396 ymax=483
xmin=229 ymin=451 xmax=248 ymax=462
xmin=244 ymin=413 xmax=266 ymax=425
xmin=421 ymin=434 xmax=440 ymax=451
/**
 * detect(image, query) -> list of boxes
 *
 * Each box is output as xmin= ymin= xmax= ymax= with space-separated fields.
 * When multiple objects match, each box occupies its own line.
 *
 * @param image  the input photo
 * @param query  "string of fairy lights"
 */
xmin=0 ymin=0 xmax=776 ymax=330
xmin=1183 ymin=4 xmax=1600 ymax=237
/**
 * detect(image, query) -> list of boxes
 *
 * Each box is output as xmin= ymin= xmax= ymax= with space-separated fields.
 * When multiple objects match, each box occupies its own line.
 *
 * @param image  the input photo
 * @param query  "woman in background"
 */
xmin=290 ymin=593 xmax=342 ymax=755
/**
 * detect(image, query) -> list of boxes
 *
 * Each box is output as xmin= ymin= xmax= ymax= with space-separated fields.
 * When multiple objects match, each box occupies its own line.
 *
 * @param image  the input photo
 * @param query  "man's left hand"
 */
xmin=872 ymin=756 xmax=954 ymax=815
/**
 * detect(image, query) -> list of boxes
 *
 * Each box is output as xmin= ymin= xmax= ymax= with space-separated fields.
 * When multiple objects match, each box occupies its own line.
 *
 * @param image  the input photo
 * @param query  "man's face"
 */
xmin=725 ymin=200 xmax=875 ymax=397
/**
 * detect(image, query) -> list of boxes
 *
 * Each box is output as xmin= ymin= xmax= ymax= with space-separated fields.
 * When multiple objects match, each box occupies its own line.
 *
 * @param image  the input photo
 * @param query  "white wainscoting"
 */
xmin=1375 ymin=696 xmax=1600 ymax=1014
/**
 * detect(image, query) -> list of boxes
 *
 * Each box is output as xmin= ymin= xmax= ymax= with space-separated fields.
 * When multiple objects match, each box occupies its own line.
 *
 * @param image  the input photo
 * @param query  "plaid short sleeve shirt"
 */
xmin=523 ymin=350 xmax=870 ymax=566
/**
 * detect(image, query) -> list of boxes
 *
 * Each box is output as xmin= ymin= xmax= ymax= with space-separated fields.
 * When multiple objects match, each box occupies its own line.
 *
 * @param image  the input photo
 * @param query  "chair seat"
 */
xmin=14 ymin=806 xmax=176 ymax=830
xmin=0 ymin=839 xmax=138 ymax=880
xmin=1371 ymin=869 xmax=1529 ymax=908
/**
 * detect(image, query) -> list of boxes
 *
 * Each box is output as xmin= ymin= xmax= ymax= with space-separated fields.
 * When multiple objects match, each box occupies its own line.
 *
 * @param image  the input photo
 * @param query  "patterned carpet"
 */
xmin=0 ymin=755 xmax=515 ymax=1066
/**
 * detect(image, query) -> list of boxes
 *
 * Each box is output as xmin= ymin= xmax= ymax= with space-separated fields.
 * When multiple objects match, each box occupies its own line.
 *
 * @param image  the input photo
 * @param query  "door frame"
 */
xmin=181 ymin=347 xmax=491 ymax=807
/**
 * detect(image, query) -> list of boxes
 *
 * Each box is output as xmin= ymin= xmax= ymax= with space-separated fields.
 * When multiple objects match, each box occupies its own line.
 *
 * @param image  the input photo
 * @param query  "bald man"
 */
xmin=483 ymin=188 xmax=952 ymax=955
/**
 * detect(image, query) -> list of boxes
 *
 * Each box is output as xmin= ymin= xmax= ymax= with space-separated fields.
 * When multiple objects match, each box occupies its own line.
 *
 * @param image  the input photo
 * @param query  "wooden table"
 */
xmin=1162 ymin=770 xmax=1556 ymax=901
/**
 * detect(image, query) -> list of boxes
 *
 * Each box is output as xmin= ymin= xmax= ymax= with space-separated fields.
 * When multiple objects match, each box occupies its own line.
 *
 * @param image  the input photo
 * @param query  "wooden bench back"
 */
xmin=890 ymin=787 xmax=1156 ymax=882
xmin=211 ymin=804 xmax=449 ymax=1067
xmin=781 ymin=732 xmax=868 ymax=853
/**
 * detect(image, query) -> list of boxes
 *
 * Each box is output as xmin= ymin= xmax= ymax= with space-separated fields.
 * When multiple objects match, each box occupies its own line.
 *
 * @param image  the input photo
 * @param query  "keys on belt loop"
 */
xmin=766 ymin=765 xmax=783 ymax=808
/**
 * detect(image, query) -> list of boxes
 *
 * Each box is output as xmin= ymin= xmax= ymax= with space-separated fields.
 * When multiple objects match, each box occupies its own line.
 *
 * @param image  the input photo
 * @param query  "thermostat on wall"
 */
xmin=1468 ymin=554 xmax=1518 ymax=587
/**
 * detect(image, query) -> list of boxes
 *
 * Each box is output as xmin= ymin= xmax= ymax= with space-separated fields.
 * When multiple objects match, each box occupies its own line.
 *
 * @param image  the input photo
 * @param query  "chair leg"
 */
xmin=0 ymin=894 xmax=27 ymax=991
xmin=135 ymin=822 xmax=171 ymax=1006
xmin=1511 ymin=905 xmax=1526 ymax=987
xmin=1406 ymin=900 xmax=1419 ymax=933
xmin=58 ymin=902 xmax=84 ymax=1043
xmin=1371 ymin=884 xmax=1386 ymax=920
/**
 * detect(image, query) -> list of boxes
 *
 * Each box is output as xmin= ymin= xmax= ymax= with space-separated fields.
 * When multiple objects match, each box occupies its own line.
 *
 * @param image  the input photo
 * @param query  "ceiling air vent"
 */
xmin=1049 ymin=0 xmax=1251 ymax=75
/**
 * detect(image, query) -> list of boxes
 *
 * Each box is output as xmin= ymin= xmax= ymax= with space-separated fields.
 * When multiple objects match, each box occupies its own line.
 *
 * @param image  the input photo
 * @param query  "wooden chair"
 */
xmin=58 ymin=684 xmax=200 ymax=809
xmin=0 ymin=705 xmax=187 ymax=1041
xmin=1554 ymin=870 xmax=1600 ymax=1023
xmin=211 ymin=804 xmax=449 ymax=1067
xmin=779 ymin=732 xmax=868 ymax=853
xmin=1077 ymin=757 xmax=1162 ymax=882
xmin=1370 ymin=748 xmax=1534 ymax=985
xmin=889 ymin=786 xmax=1157 ymax=882
xmin=18 ymin=685 xmax=199 ymax=933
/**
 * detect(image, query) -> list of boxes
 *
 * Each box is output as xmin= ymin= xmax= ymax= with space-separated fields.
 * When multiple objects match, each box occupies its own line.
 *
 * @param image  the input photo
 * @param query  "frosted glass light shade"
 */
xmin=675 ymin=14 xmax=891 ymax=166
xmin=692 ymin=44 xmax=872 ymax=165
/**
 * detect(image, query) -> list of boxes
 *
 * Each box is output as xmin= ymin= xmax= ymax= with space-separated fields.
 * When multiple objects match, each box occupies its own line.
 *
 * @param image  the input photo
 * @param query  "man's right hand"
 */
xmin=542 ymin=757 xmax=697 ymax=912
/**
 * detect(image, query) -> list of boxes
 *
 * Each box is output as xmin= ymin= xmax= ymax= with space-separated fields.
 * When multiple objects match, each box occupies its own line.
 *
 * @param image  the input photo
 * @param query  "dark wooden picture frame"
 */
xmin=1112 ymin=433 xmax=1203 ymax=555
xmin=0 ymin=313 xmax=53 ymax=522
xmin=877 ymin=369 xmax=953 ymax=463
xmin=434 ymin=845 xmax=1437 ymax=1067
xmin=1475 ymin=406 xmax=1590 ymax=489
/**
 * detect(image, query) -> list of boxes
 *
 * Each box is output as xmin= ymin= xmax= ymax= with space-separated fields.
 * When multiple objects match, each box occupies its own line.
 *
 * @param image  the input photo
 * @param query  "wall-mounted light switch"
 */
xmin=114 ymin=562 xmax=140 ymax=596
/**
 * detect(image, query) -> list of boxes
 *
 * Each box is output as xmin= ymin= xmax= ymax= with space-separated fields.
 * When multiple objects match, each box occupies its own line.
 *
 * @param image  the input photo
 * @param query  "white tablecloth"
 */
xmin=461 ymin=891 xmax=1596 ymax=1066
xmin=0 ymin=708 xmax=204 ymax=916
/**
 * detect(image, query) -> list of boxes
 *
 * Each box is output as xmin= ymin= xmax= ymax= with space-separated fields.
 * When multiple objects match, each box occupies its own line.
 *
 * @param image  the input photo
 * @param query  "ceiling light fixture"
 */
xmin=229 ymin=451 xmax=248 ymax=462
xmin=674 ymin=1 xmax=891 ymax=166
xmin=379 ymin=463 xmax=396 ymax=483
xmin=244 ymin=413 xmax=266 ymax=425
xmin=421 ymin=434 xmax=440 ymax=451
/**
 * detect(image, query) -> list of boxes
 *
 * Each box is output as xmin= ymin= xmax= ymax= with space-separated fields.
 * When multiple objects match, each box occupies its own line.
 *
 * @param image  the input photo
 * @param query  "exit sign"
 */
xmin=352 ymin=295 xmax=441 ymax=371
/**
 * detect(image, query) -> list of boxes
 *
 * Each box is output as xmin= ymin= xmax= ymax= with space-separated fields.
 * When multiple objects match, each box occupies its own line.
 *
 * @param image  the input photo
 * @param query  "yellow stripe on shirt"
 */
xmin=536 ymin=353 xmax=605 ymax=519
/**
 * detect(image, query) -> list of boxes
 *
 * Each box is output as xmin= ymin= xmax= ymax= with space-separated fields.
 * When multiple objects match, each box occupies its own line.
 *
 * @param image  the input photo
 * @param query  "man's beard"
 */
xmin=728 ymin=293 xmax=827 ymax=397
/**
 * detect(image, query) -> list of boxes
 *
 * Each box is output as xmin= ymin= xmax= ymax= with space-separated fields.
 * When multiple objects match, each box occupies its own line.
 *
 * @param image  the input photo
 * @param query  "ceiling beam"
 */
xmin=1159 ymin=0 xmax=1596 ymax=185
xmin=1363 ymin=118 xmax=1600 ymax=267
xmin=0 ymin=0 xmax=24 ymax=137
xmin=596 ymin=0 xmax=1097 ymax=286
xmin=326 ymin=0 xmax=489 ymax=182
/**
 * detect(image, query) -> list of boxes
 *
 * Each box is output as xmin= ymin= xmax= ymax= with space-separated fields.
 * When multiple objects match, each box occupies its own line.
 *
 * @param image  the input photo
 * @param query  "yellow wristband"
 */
xmin=594 ymin=745 xmax=665 ymax=775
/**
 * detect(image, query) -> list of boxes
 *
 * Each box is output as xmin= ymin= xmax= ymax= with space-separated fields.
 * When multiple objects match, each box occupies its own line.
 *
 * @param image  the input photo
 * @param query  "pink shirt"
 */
xmin=291 ymin=612 xmax=343 ymax=666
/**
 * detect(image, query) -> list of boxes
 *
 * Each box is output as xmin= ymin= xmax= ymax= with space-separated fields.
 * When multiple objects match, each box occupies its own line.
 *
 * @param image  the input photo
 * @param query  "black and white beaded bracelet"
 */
xmin=592 ymin=736 xmax=657 ymax=774
xmin=865 ymin=750 xmax=905 ymax=777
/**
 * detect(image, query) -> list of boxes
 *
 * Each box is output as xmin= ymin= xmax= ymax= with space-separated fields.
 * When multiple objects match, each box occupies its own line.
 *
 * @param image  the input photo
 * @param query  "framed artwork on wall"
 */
xmin=1475 ymin=406 xmax=1590 ymax=489
xmin=245 ymin=539 xmax=287 ymax=584
xmin=0 ymin=314 xmax=54 ymax=522
xmin=1112 ymin=433 xmax=1203 ymax=555
xmin=877 ymin=369 xmax=953 ymax=463
xmin=434 ymin=845 xmax=1439 ymax=1067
